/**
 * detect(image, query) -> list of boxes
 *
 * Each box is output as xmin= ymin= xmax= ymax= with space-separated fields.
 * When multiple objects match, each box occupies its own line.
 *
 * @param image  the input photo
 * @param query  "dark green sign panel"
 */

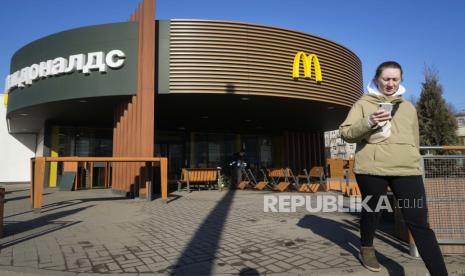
xmin=7 ymin=22 xmax=138 ymax=113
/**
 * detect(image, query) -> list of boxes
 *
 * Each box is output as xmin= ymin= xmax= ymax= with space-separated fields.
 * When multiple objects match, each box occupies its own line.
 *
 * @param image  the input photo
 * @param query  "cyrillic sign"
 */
xmin=4 ymin=49 xmax=126 ymax=92
xmin=292 ymin=51 xmax=323 ymax=83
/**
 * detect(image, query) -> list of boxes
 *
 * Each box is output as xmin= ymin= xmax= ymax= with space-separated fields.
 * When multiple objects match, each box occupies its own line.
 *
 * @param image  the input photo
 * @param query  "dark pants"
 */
xmin=355 ymin=174 xmax=448 ymax=276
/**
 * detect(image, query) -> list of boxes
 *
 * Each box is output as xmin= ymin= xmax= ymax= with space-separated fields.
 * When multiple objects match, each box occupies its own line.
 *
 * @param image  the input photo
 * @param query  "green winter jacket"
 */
xmin=339 ymin=94 xmax=422 ymax=176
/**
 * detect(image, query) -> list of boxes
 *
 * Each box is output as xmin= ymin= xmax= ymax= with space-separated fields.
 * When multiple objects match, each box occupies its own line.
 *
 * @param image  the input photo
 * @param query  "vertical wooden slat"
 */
xmin=318 ymin=132 xmax=325 ymax=166
xmin=115 ymin=105 xmax=120 ymax=191
xmin=141 ymin=0 xmax=155 ymax=155
xmin=133 ymin=5 xmax=142 ymax=193
xmin=290 ymin=132 xmax=296 ymax=171
xmin=112 ymin=106 xmax=117 ymax=189
xmin=33 ymin=157 xmax=45 ymax=210
xmin=128 ymin=97 xmax=135 ymax=189
xmin=299 ymin=132 xmax=303 ymax=171
xmin=114 ymin=104 xmax=119 ymax=190
xmin=283 ymin=131 xmax=289 ymax=166
xmin=30 ymin=158 xmax=34 ymax=205
xmin=122 ymin=105 xmax=128 ymax=190
xmin=305 ymin=132 xmax=313 ymax=170
xmin=111 ymin=0 xmax=156 ymax=194
xmin=312 ymin=132 xmax=320 ymax=164
xmin=300 ymin=133 xmax=305 ymax=171
xmin=117 ymin=104 xmax=123 ymax=191
xmin=295 ymin=132 xmax=299 ymax=171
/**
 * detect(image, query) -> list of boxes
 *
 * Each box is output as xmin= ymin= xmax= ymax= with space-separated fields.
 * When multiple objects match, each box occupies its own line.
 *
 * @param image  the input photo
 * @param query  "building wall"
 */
xmin=456 ymin=113 xmax=465 ymax=145
xmin=0 ymin=95 xmax=36 ymax=182
xmin=166 ymin=20 xmax=363 ymax=106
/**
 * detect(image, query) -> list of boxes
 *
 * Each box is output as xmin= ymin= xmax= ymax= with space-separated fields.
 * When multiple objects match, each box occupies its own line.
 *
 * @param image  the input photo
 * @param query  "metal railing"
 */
xmin=30 ymin=156 xmax=168 ymax=211
xmin=403 ymin=146 xmax=465 ymax=256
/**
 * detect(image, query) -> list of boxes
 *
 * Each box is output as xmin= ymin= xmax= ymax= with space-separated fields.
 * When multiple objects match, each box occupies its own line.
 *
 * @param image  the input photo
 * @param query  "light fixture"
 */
xmin=245 ymin=119 xmax=252 ymax=123
xmin=78 ymin=100 xmax=88 ymax=103
xmin=241 ymin=97 xmax=249 ymax=101
xmin=327 ymin=106 xmax=335 ymax=110
xmin=19 ymin=113 xmax=29 ymax=116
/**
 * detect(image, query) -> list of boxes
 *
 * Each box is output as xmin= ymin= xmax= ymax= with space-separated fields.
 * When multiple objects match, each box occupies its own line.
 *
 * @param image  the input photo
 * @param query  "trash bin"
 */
xmin=0 ymin=187 xmax=5 ymax=238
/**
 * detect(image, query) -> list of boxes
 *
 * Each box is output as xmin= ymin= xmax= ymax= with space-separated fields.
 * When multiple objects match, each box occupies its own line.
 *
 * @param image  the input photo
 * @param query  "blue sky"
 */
xmin=1 ymin=0 xmax=464 ymax=110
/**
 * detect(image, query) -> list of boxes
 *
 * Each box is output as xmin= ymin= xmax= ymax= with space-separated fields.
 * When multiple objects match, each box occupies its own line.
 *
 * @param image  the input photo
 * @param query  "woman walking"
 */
xmin=339 ymin=61 xmax=447 ymax=275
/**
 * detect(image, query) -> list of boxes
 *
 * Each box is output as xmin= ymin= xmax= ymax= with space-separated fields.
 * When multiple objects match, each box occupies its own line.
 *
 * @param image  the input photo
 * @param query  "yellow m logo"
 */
xmin=292 ymin=51 xmax=323 ymax=82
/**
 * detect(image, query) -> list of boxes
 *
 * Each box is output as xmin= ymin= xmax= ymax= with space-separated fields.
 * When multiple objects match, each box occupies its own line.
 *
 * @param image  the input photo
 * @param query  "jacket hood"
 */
xmin=367 ymin=80 xmax=406 ymax=96
xmin=360 ymin=93 xmax=404 ymax=105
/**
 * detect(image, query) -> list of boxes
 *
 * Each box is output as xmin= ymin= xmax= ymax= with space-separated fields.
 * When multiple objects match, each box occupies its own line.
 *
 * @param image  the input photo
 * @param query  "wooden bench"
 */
xmin=177 ymin=168 xmax=218 ymax=192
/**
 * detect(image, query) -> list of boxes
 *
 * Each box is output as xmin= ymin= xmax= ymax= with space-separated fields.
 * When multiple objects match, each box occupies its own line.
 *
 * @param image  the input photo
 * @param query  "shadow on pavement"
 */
xmin=4 ymin=188 xmax=30 ymax=194
xmin=1 ymin=205 xmax=94 ymax=250
xmin=5 ymin=193 xmax=51 ymax=203
xmin=4 ymin=195 xmax=127 ymax=219
xmin=169 ymin=189 xmax=236 ymax=275
xmin=165 ymin=194 xmax=183 ymax=203
xmin=342 ymin=218 xmax=409 ymax=254
xmin=297 ymin=214 xmax=407 ymax=276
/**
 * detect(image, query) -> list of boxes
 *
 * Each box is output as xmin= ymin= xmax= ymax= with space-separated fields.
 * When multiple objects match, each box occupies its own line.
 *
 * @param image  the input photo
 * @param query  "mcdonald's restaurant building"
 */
xmin=3 ymin=0 xmax=362 ymax=195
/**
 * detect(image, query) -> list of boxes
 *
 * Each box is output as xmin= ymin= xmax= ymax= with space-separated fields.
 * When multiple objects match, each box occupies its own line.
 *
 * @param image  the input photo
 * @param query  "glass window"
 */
xmin=242 ymin=135 xmax=258 ymax=170
xmin=259 ymin=137 xmax=272 ymax=168
xmin=458 ymin=118 xmax=465 ymax=126
xmin=208 ymin=133 xmax=222 ymax=167
xmin=58 ymin=127 xmax=75 ymax=156
xmin=192 ymin=133 xmax=208 ymax=167
xmin=56 ymin=126 xmax=112 ymax=157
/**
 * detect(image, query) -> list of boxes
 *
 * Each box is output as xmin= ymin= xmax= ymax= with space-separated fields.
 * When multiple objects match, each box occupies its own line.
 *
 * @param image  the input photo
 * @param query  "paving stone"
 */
xmin=0 ymin=258 xmax=12 ymax=266
xmin=2 ymin=184 xmax=465 ymax=276
xmin=275 ymin=260 xmax=293 ymax=270
xmin=105 ymin=262 xmax=121 ymax=271
xmin=123 ymin=267 xmax=137 ymax=272
xmin=310 ymin=260 xmax=330 ymax=269
xmin=266 ymin=263 xmax=284 ymax=273
xmin=293 ymin=257 xmax=311 ymax=267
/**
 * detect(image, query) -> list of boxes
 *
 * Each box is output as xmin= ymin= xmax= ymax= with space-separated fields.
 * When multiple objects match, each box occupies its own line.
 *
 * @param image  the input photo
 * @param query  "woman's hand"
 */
xmin=368 ymin=110 xmax=392 ymax=127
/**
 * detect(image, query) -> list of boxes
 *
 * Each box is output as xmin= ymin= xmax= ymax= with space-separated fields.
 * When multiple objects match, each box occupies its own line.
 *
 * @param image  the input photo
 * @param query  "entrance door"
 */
xmin=156 ymin=143 xmax=184 ymax=180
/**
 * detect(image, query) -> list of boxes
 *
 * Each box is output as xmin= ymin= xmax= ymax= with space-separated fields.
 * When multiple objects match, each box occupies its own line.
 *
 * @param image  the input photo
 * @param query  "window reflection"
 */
xmin=57 ymin=126 xmax=112 ymax=157
xmin=190 ymin=133 xmax=273 ymax=171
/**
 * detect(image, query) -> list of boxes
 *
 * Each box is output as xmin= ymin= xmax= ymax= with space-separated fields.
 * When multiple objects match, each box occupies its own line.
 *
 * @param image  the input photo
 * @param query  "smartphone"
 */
xmin=379 ymin=103 xmax=393 ymax=114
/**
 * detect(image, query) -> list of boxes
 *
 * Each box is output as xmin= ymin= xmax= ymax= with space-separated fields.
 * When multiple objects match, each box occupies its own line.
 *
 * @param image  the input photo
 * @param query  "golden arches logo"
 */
xmin=292 ymin=51 xmax=323 ymax=83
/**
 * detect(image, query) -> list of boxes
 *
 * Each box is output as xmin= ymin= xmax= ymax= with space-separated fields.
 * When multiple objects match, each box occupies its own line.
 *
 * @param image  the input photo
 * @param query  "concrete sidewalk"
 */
xmin=1 ymin=183 xmax=464 ymax=275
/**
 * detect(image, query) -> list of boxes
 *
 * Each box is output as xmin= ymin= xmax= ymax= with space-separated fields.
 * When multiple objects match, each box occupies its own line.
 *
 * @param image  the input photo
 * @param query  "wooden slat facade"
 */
xmin=112 ymin=0 xmax=155 ymax=194
xmin=283 ymin=131 xmax=325 ymax=173
xmin=169 ymin=20 xmax=363 ymax=107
